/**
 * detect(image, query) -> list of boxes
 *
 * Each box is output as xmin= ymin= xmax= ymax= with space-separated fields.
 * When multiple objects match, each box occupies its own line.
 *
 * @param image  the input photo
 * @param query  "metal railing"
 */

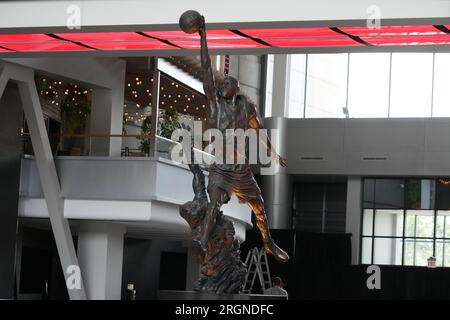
xmin=21 ymin=132 xmax=213 ymax=165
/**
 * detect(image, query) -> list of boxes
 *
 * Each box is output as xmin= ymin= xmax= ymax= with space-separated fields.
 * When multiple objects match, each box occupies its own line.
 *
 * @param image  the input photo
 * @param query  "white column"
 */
xmin=229 ymin=55 xmax=262 ymax=105
xmin=271 ymin=55 xmax=289 ymax=118
xmin=90 ymin=88 xmax=113 ymax=156
xmin=90 ymin=82 xmax=125 ymax=157
xmin=262 ymin=55 xmax=292 ymax=229
xmin=346 ymin=176 xmax=362 ymax=265
xmin=77 ymin=222 xmax=126 ymax=300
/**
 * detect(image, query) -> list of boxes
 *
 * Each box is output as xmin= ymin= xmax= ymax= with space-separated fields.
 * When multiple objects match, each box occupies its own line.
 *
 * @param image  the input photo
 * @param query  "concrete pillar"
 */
xmin=346 ymin=176 xmax=362 ymax=265
xmin=261 ymin=55 xmax=292 ymax=230
xmin=261 ymin=117 xmax=292 ymax=229
xmin=185 ymin=246 xmax=200 ymax=291
xmin=229 ymin=55 xmax=262 ymax=106
xmin=89 ymin=60 xmax=125 ymax=157
xmin=77 ymin=222 xmax=126 ymax=300
xmin=271 ymin=55 xmax=290 ymax=118
xmin=90 ymin=85 xmax=124 ymax=157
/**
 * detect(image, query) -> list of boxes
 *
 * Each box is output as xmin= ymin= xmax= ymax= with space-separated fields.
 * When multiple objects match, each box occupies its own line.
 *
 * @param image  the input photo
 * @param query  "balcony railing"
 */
xmin=21 ymin=132 xmax=213 ymax=165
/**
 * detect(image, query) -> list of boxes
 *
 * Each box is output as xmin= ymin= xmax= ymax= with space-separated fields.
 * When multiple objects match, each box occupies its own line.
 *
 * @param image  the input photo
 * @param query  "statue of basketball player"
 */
xmin=195 ymin=16 xmax=289 ymax=263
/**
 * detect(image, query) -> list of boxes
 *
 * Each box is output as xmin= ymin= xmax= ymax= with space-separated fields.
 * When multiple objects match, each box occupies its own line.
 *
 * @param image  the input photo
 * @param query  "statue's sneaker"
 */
xmin=263 ymin=240 xmax=290 ymax=263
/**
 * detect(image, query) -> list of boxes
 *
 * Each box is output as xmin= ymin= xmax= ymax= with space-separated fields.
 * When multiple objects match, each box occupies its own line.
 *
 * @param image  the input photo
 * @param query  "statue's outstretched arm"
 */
xmin=199 ymin=17 xmax=218 ymax=123
xmin=248 ymin=103 xmax=287 ymax=167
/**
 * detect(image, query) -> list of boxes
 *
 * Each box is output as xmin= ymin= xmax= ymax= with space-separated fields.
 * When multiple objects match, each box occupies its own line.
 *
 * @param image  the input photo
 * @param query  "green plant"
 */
xmin=158 ymin=107 xmax=180 ymax=139
xmin=139 ymin=115 xmax=152 ymax=154
xmin=60 ymin=94 xmax=90 ymax=135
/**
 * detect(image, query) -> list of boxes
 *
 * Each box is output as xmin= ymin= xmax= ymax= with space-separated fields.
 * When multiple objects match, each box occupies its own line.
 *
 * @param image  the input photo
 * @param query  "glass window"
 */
xmin=432 ymin=53 xmax=450 ymax=117
xmin=405 ymin=179 xmax=435 ymax=210
xmin=361 ymin=237 xmax=372 ymax=264
xmin=404 ymin=239 xmax=434 ymax=266
xmin=374 ymin=179 xmax=404 ymax=209
xmin=362 ymin=178 xmax=450 ymax=267
xmin=373 ymin=237 xmax=403 ymax=265
xmin=363 ymin=179 xmax=375 ymax=208
xmin=362 ymin=209 xmax=374 ymax=236
xmin=389 ymin=53 xmax=433 ymax=118
xmin=436 ymin=179 xmax=450 ymax=210
xmin=347 ymin=53 xmax=390 ymax=118
xmin=287 ymin=54 xmax=306 ymax=118
xmin=305 ymin=53 xmax=348 ymax=118
xmin=265 ymin=54 xmax=274 ymax=118
xmin=435 ymin=240 xmax=450 ymax=267
xmin=436 ymin=211 xmax=450 ymax=238
xmin=405 ymin=210 xmax=434 ymax=238
xmin=374 ymin=210 xmax=403 ymax=237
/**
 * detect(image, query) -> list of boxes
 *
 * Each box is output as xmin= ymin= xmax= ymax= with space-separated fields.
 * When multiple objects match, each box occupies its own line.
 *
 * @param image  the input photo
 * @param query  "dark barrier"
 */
xmin=243 ymin=229 xmax=450 ymax=299
xmin=0 ymin=83 xmax=22 ymax=299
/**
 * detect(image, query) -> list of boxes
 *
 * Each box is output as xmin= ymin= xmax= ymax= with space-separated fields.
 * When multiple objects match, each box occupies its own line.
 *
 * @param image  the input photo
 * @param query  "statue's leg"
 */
xmin=247 ymin=197 xmax=290 ymax=263
xmin=247 ymin=197 xmax=270 ymax=243
xmin=195 ymin=186 xmax=229 ymax=251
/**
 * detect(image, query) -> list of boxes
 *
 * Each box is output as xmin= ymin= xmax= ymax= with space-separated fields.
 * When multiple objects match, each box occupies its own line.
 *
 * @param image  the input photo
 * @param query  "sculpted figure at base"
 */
xmin=180 ymin=159 xmax=246 ymax=293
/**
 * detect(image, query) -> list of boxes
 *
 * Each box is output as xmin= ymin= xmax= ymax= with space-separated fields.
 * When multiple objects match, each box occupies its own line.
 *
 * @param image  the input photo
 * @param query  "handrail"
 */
xmin=21 ymin=132 xmax=214 ymax=161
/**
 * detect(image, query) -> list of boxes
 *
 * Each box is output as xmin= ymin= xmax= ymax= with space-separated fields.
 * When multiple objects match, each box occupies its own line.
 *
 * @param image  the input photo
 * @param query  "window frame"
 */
xmin=360 ymin=177 xmax=450 ymax=267
xmin=266 ymin=52 xmax=449 ymax=120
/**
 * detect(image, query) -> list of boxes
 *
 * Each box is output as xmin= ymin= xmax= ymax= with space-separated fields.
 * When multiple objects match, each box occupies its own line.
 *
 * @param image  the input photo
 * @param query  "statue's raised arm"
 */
xmin=179 ymin=11 xmax=217 ymax=123
xmin=198 ymin=18 xmax=218 ymax=124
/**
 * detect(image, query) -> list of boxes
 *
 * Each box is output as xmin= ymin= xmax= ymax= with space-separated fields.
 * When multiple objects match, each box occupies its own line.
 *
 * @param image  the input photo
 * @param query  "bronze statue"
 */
xmin=178 ymin=10 xmax=289 ymax=295
xmin=190 ymin=13 xmax=289 ymax=263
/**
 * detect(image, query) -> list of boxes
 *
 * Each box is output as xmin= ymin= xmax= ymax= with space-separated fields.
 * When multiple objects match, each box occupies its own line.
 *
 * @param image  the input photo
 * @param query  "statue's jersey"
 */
xmin=207 ymin=93 xmax=260 ymax=172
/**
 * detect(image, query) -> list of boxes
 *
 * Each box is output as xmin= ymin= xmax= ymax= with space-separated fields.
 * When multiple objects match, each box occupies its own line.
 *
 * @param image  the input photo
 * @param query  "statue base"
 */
xmin=157 ymin=290 xmax=287 ymax=300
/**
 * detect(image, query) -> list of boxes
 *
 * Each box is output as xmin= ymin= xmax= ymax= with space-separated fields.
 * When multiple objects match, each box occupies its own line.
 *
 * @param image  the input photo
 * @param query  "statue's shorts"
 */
xmin=207 ymin=163 xmax=263 ymax=205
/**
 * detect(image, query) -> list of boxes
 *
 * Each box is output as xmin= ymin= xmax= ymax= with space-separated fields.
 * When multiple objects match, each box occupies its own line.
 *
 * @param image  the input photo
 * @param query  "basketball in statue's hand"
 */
xmin=179 ymin=10 xmax=203 ymax=34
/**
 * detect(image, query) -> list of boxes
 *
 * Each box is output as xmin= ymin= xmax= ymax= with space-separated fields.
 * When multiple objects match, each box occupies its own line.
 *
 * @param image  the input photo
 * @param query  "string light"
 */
xmin=123 ymin=72 xmax=208 ymax=128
